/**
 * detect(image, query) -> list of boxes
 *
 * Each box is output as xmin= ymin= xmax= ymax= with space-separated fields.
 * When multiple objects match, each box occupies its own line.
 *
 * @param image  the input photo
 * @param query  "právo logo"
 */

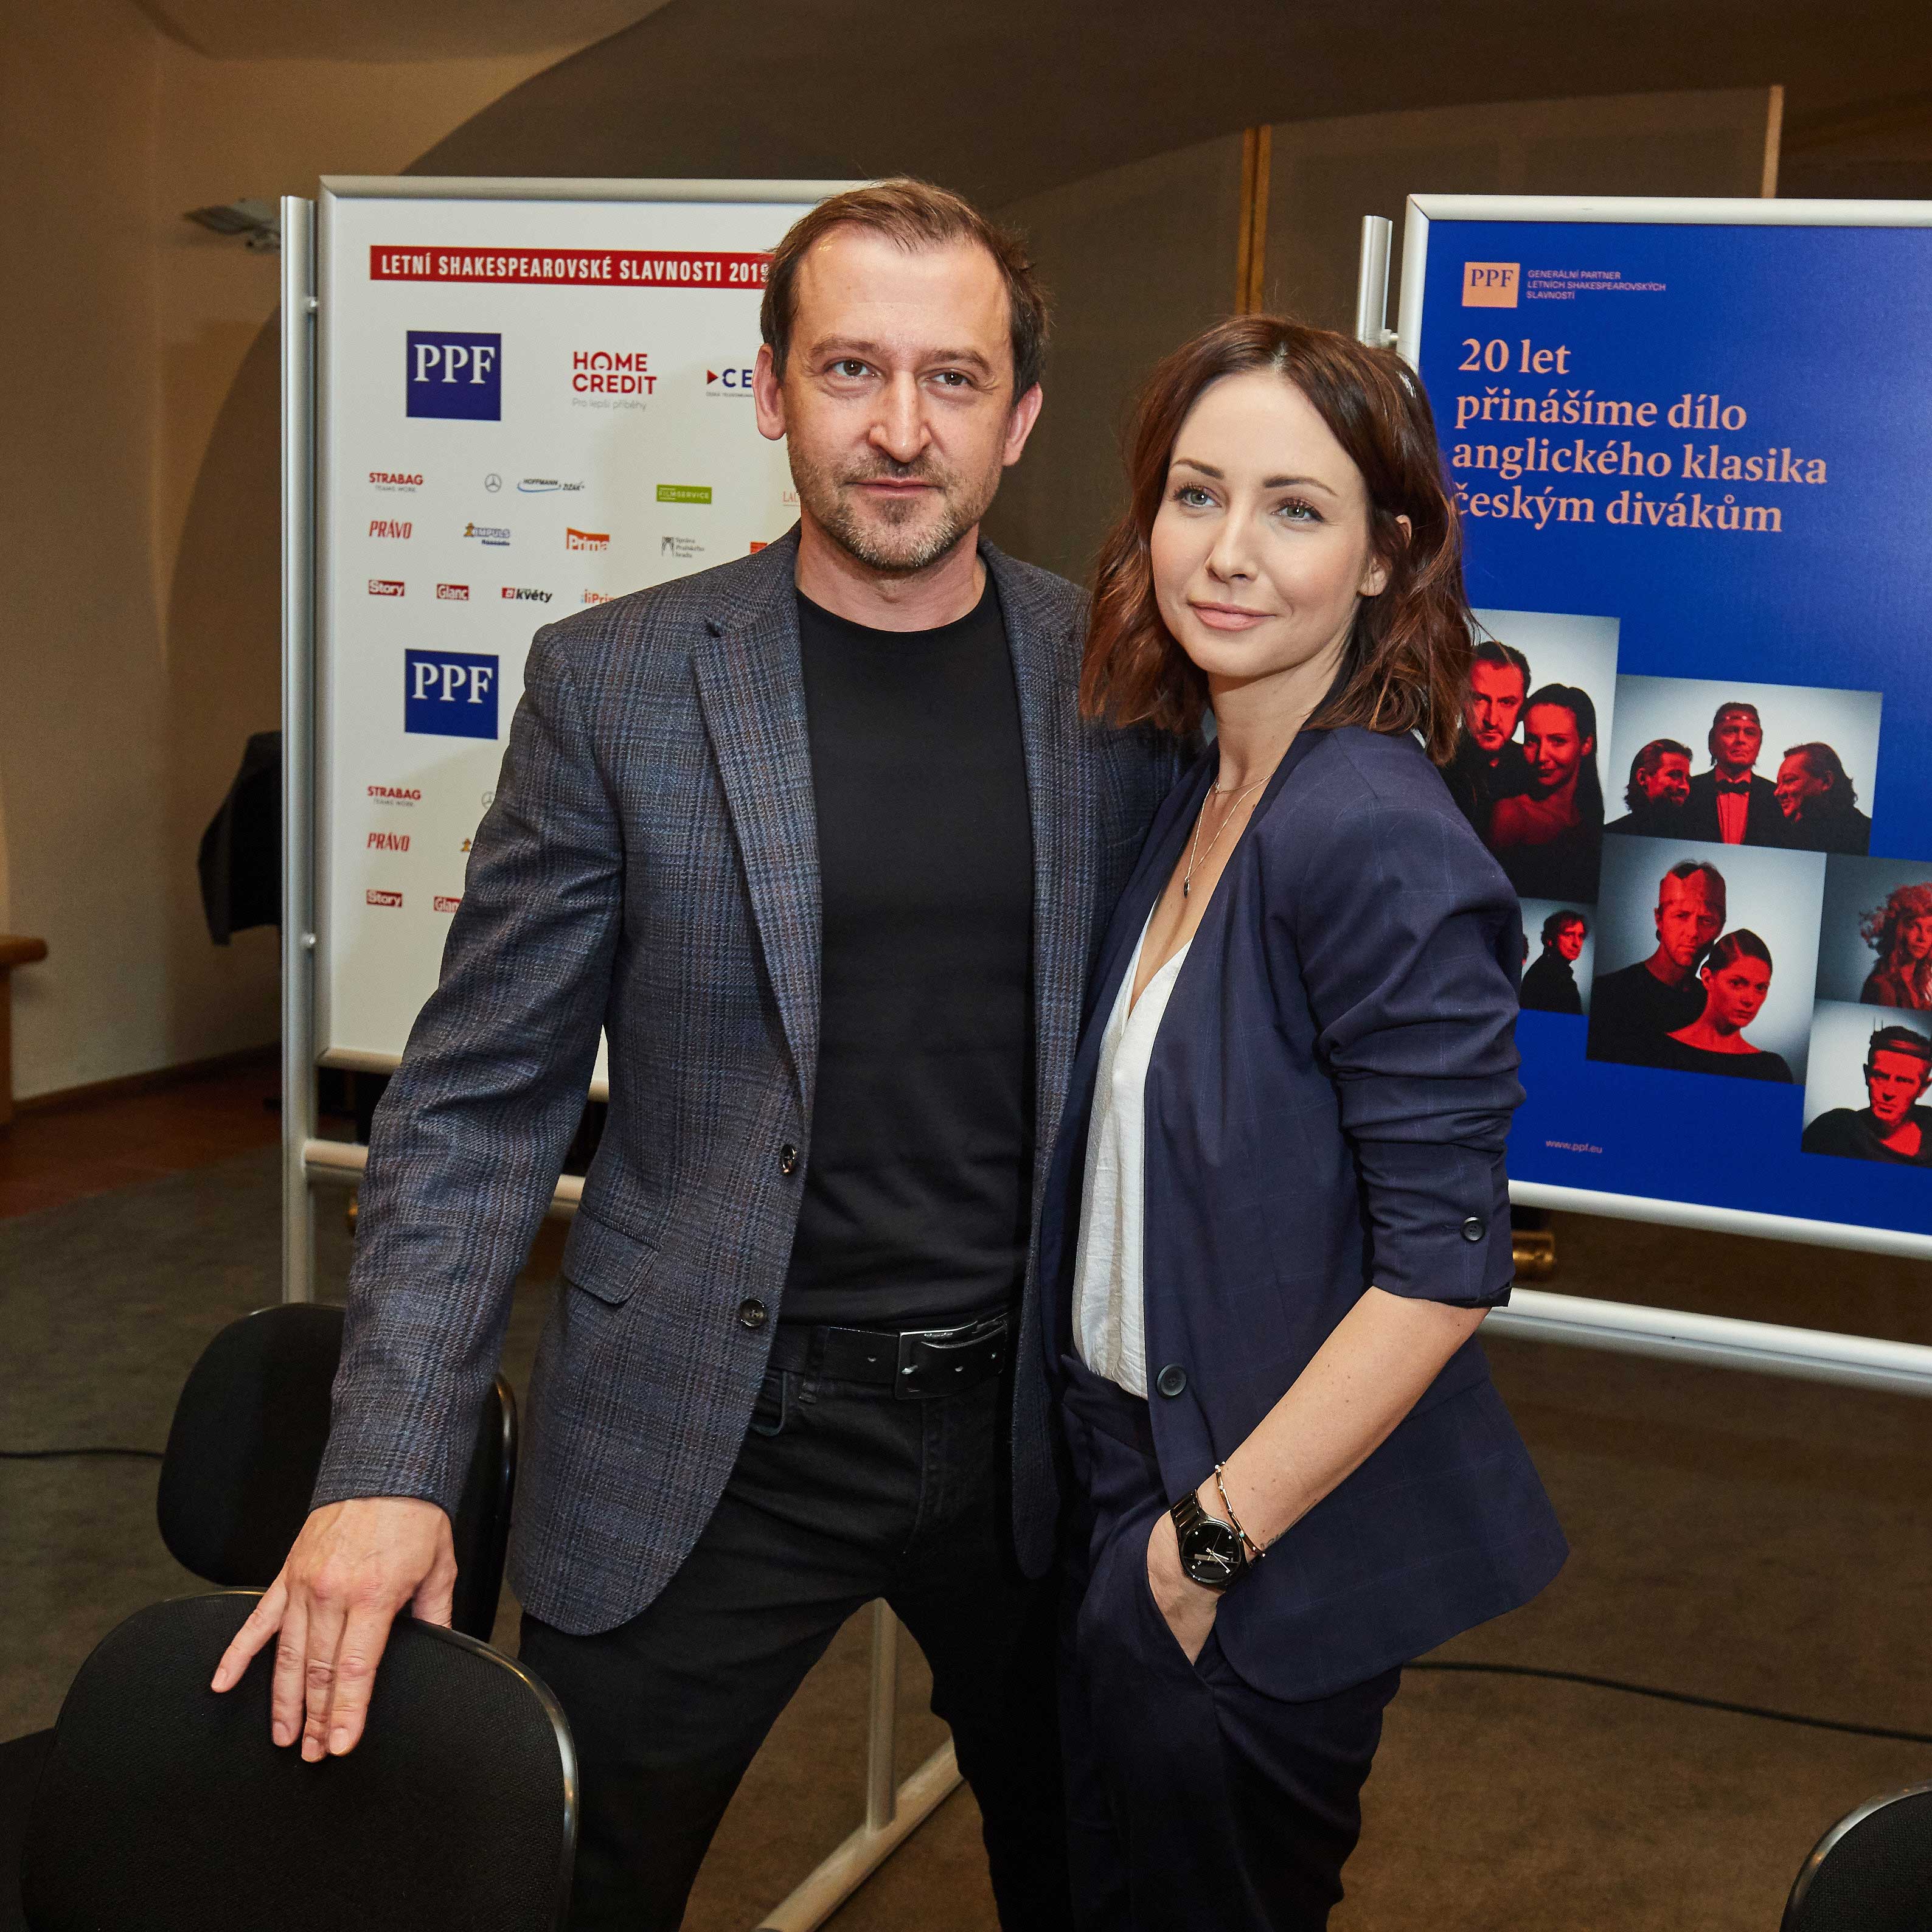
xmin=367 ymin=832 xmax=410 ymax=852
xmin=406 ymin=330 xmax=501 ymax=420
xmin=405 ymin=648 xmax=499 ymax=740
xmin=369 ymin=519 xmax=412 ymax=539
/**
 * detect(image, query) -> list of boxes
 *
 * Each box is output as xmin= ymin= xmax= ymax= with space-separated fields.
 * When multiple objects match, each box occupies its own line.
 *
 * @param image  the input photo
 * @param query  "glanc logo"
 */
xmin=367 ymin=831 xmax=410 ymax=852
xmin=572 ymin=349 xmax=654 ymax=394
xmin=369 ymin=519 xmax=412 ymax=539
xmin=367 ymin=785 xmax=420 ymax=805
xmin=1462 ymin=262 xmax=1520 ymax=308
xmin=433 ymin=895 xmax=462 ymax=914
xmin=369 ymin=471 xmax=422 ymax=490
xmin=404 ymin=648 xmax=499 ymax=740
xmin=366 ymin=889 xmax=403 ymax=908
xmin=368 ymin=579 xmax=405 ymax=596
xmin=706 ymin=366 xmax=754 ymax=392
xmin=406 ymin=330 xmax=502 ymax=420
xmin=501 ymin=586 xmax=551 ymax=603
xmin=566 ymin=527 xmax=610 ymax=552
xmin=436 ymin=583 xmax=469 ymax=601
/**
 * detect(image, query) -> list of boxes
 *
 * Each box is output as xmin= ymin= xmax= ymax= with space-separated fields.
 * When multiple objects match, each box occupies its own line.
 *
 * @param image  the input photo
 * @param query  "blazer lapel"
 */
xmin=691 ymin=533 xmax=821 ymax=1114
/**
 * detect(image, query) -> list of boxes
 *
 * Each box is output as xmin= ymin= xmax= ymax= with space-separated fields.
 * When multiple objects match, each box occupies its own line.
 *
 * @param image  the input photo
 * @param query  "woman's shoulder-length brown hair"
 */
xmin=1081 ymin=315 xmax=1472 ymax=765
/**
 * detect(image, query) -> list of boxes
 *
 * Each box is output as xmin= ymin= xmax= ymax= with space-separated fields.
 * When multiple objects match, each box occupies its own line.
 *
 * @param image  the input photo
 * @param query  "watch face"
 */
xmin=1180 ymin=1518 xmax=1243 ymax=1588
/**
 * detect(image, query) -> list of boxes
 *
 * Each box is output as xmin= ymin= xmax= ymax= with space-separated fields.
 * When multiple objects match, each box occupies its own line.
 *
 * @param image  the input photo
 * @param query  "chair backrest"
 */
xmin=20 ymin=1591 xmax=575 ymax=1932
xmin=155 ymin=1304 xmax=516 ymax=1641
xmin=1784 ymin=1782 xmax=1932 ymax=1931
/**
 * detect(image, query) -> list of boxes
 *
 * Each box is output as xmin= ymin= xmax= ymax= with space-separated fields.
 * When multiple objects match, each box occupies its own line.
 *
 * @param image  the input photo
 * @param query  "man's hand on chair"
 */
xmin=210 ymin=1497 xmax=457 ymax=1759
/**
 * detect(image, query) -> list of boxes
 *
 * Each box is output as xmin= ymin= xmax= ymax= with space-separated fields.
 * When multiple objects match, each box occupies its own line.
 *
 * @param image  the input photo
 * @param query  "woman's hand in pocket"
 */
xmin=1146 ymin=1506 xmax=1220 ymax=1664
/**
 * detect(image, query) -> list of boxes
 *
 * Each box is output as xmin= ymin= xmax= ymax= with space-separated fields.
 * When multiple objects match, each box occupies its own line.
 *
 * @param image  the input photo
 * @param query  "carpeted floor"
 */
xmin=6 ymin=1148 xmax=1932 ymax=1928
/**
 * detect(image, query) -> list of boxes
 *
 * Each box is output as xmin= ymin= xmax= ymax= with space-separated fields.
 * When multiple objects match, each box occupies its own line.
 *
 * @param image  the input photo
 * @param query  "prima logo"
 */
xmin=582 ymin=589 xmax=613 ymax=604
xmin=501 ymin=586 xmax=551 ymax=603
xmin=367 ymin=785 xmax=420 ymax=805
xmin=1461 ymin=262 xmax=1520 ymax=308
xmin=436 ymin=583 xmax=470 ymax=601
xmin=369 ymin=519 xmax=412 ymax=539
xmin=571 ymin=349 xmax=655 ymax=395
xmin=404 ymin=649 xmax=499 ymax=740
xmin=369 ymin=471 xmax=422 ymax=491
xmin=367 ymin=579 xmax=405 ymax=596
xmin=366 ymin=889 xmax=403 ymax=908
xmin=407 ymin=330 xmax=501 ymax=419
xmin=433 ymin=895 xmax=463 ymax=914
xmin=565 ymin=528 xmax=610 ymax=552
xmin=367 ymin=832 xmax=410 ymax=852
xmin=462 ymin=521 xmax=510 ymax=546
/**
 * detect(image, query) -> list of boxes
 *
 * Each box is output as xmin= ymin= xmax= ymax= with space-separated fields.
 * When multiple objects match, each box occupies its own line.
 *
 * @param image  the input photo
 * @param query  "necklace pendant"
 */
xmin=1182 ymin=879 xmax=1191 ymax=898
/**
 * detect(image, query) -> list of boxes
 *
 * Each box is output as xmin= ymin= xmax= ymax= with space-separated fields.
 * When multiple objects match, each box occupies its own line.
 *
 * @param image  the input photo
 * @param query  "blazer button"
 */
xmin=1155 ymin=1363 xmax=1187 ymax=1399
xmin=779 ymin=1143 xmax=799 ymax=1177
xmin=737 ymin=1298 xmax=769 ymax=1330
xmin=1461 ymin=1215 xmax=1486 ymax=1243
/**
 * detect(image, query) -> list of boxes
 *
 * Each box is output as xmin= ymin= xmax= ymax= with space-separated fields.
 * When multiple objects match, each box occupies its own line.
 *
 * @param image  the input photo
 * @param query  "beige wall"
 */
xmin=0 ymin=5 xmax=578 ymax=1100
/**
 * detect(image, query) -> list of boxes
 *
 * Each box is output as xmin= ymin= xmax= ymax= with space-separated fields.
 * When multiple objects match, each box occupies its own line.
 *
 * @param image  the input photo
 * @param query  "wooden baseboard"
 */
xmin=16 ymin=1043 xmax=279 ymax=1116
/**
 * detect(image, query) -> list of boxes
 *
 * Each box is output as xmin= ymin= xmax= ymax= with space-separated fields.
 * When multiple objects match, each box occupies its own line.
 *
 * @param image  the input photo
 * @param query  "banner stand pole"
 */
xmin=1353 ymin=214 xmax=1396 ymax=349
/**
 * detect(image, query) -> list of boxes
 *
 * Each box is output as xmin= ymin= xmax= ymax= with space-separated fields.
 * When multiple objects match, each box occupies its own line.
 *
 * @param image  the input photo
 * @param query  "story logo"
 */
xmin=367 ymin=579 xmax=405 ymax=596
xmin=404 ymin=649 xmax=499 ymax=740
xmin=1462 ymin=262 xmax=1520 ymax=308
xmin=366 ymin=889 xmax=403 ymax=908
xmin=406 ymin=330 xmax=501 ymax=419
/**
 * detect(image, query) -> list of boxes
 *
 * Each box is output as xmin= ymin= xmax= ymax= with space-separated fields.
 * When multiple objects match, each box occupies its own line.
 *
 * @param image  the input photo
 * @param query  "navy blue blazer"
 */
xmin=1038 ymin=723 xmax=1567 ymax=1700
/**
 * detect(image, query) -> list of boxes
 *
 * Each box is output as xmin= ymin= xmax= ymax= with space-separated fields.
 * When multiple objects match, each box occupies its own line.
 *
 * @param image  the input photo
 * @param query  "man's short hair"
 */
xmin=1625 ymin=737 xmax=1692 ymax=812
xmin=1470 ymin=638 xmax=1529 ymax=692
xmin=1661 ymin=857 xmax=1726 ymax=914
xmin=760 ymin=178 xmax=1051 ymax=400
xmin=1785 ymin=741 xmax=1858 ymax=810
xmin=1868 ymin=1024 xmax=1932 ymax=1070
xmin=1541 ymin=908 xmax=1586 ymax=947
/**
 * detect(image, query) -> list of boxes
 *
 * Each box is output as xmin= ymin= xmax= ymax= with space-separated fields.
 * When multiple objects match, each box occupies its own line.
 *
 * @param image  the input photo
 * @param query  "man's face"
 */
xmin=1654 ymin=874 xmax=1724 ymax=972
xmin=1554 ymin=919 xmax=1585 ymax=963
xmin=1465 ymin=661 xmax=1525 ymax=756
xmin=1866 ymin=1048 xmax=1931 ymax=1126
xmin=1522 ymin=702 xmax=1591 ymax=799
xmin=752 ymin=228 xmax=1040 ymax=575
xmin=1711 ymin=710 xmax=1763 ymax=776
xmin=1636 ymin=750 xmax=1692 ymax=808
xmin=1775 ymin=751 xmax=1829 ymax=820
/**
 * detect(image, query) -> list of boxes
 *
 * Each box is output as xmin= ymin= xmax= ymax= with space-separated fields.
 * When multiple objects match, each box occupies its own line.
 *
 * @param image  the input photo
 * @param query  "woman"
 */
xmin=1037 ymin=316 xmax=1565 ymax=1931
xmin=1657 ymin=930 xmax=1793 ymax=1082
xmin=1859 ymin=882 xmax=1932 ymax=1009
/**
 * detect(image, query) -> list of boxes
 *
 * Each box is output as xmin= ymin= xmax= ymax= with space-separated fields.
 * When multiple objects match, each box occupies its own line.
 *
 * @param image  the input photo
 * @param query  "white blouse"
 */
xmin=1071 ymin=910 xmax=1192 ymax=1399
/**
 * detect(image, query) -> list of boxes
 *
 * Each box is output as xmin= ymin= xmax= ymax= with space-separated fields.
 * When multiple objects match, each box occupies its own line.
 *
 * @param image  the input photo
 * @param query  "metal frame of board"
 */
xmin=280 ymin=178 xmax=956 ymax=1932
xmin=1353 ymin=196 xmax=1932 ymax=1398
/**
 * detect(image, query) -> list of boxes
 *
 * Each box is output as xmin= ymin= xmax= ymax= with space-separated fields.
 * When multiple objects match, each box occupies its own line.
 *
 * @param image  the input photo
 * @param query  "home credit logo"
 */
xmin=501 ymin=586 xmax=551 ymax=603
xmin=436 ymin=583 xmax=470 ymax=601
xmin=405 ymin=649 xmax=499 ymax=740
xmin=369 ymin=518 xmax=412 ymax=539
xmin=433 ymin=895 xmax=463 ymax=914
xmin=406 ymin=330 xmax=501 ymax=420
xmin=707 ymin=364 xmax=754 ymax=393
xmin=372 ymin=246 xmax=770 ymax=290
xmin=566 ymin=527 xmax=610 ymax=552
xmin=367 ymin=579 xmax=405 ymax=596
xmin=367 ymin=831 xmax=410 ymax=852
xmin=366 ymin=889 xmax=403 ymax=908
xmin=369 ymin=471 xmax=422 ymax=491
xmin=367 ymin=785 xmax=420 ymax=805
xmin=572 ymin=350 xmax=655 ymax=395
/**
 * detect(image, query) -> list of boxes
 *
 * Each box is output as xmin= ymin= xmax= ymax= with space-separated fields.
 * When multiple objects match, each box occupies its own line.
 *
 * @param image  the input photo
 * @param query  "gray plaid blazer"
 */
xmin=313 ymin=529 xmax=1184 ymax=1636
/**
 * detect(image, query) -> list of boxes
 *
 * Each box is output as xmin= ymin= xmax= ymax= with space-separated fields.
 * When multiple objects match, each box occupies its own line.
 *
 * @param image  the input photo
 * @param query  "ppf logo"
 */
xmin=706 ymin=366 xmax=754 ymax=393
xmin=566 ymin=528 xmax=610 ymax=552
xmin=433 ymin=895 xmax=463 ymax=914
xmin=405 ymin=649 xmax=499 ymax=740
xmin=369 ymin=471 xmax=422 ymax=491
xmin=369 ymin=519 xmax=412 ymax=539
xmin=436 ymin=583 xmax=470 ymax=601
xmin=501 ymin=586 xmax=552 ymax=603
xmin=406 ymin=330 xmax=502 ymax=420
xmin=1462 ymin=263 xmax=1520 ymax=308
xmin=367 ymin=785 xmax=420 ymax=805
xmin=463 ymin=521 xmax=510 ymax=546
xmin=368 ymin=579 xmax=405 ymax=597
xmin=366 ymin=889 xmax=403 ymax=908
xmin=367 ymin=832 xmax=411 ymax=852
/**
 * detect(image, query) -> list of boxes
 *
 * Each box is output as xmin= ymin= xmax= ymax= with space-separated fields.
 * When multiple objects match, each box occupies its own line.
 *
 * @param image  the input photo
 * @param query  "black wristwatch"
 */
xmin=1169 ymin=1489 xmax=1249 ymax=1593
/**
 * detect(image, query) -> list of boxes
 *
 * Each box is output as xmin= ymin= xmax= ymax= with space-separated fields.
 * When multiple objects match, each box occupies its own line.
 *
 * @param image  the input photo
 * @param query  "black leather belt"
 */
xmin=766 ymin=1312 xmax=1009 ymax=1399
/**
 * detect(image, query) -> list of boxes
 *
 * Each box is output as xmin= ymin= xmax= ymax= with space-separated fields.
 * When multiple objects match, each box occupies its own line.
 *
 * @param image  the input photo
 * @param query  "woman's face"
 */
xmin=1702 ymin=955 xmax=1771 ymax=1032
xmin=1148 ymin=370 xmax=1391 ymax=701
xmin=1903 ymin=914 xmax=1932 ymax=964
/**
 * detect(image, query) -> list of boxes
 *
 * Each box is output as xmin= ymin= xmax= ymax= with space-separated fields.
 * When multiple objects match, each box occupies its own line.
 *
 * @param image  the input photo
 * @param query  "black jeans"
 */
xmin=520 ymin=1355 xmax=1069 ymax=1931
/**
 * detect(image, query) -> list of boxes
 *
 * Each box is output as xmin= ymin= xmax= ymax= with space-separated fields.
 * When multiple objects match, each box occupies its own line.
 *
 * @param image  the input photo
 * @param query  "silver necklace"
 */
xmin=1182 ymin=776 xmax=1268 ymax=898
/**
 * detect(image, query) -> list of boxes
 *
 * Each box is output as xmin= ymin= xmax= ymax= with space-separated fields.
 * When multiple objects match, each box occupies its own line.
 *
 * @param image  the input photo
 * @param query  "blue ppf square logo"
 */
xmin=405 ymin=650 xmax=499 ymax=738
xmin=406 ymin=330 xmax=501 ymax=420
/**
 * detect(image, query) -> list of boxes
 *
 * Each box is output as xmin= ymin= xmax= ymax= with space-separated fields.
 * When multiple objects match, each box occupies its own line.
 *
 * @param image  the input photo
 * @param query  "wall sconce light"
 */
xmin=183 ymin=199 xmax=281 ymax=251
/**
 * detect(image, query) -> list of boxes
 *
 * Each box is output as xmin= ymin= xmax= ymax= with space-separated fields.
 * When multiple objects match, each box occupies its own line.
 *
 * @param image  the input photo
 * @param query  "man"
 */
xmin=1605 ymin=737 xmax=1692 ymax=838
xmin=1802 ymin=1026 xmax=1932 ymax=1165
xmin=1489 ymin=683 xmax=1604 ymax=902
xmin=1682 ymin=700 xmax=1783 ymax=846
xmin=1444 ymin=638 xmax=1532 ymax=838
xmin=212 ymin=179 xmax=1182 ymax=1928
xmin=1774 ymin=741 xmax=1872 ymax=855
xmin=1521 ymin=908 xmax=1587 ymax=1015
xmin=1586 ymin=860 xmax=1726 ymax=1068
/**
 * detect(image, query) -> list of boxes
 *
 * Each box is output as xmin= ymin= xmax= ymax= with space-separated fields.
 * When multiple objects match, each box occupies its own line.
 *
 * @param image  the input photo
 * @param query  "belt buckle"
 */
xmin=894 ymin=1315 xmax=1006 ymax=1399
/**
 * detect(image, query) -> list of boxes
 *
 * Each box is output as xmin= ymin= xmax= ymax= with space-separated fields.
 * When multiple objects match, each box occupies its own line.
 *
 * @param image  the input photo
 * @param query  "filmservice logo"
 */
xmin=463 ymin=521 xmax=510 ymax=547
xmin=1462 ymin=263 xmax=1520 ymax=308
xmin=368 ymin=579 xmax=405 ymax=597
xmin=369 ymin=471 xmax=422 ymax=492
xmin=657 ymin=484 xmax=711 ymax=505
xmin=582 ymin=590 xmax=613 ymax=603
xmin=367 ymin=785 xmax=420 ymax=805
xmin=404 ymin=648 xmax=499 ymax=740
xmin=434 ymin=895 xmax=463 ymax=914
xmin=501 ymin=586 xmax=552 ymax=603
xmin=572 ymin=349 xmax=655 ymax=395
xmin=406 ymin=330 xmax=502 ymax=420
xmin=566 ymin=527 xmax=611 ymax=552
xmin=369 ymin=519 xmax=412 ymax=539
xmin=706 ymin=365 xmax=754 ymax=394
xmin=367 ymin=832 xmax=410 ymax=852
xmin=436 ymin=583 xmax=470 ymax=602
xmin=661 ymin=535 xmax=703 ymax=560
xmin=366 ymin=889 xmax=403 ymax=908
xmin=518 ymin=476 xmax=583 ymax=494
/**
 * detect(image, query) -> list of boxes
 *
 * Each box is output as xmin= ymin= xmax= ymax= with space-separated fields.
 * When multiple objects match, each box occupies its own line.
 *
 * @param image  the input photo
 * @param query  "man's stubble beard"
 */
xmin=789 ymin=446 xmax=1003 ymax=578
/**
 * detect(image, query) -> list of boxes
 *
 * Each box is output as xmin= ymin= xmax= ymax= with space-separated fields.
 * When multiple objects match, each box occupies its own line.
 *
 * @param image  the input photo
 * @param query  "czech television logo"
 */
xmin=407 ymin=330 xmax=502 ymax=420
xmin=404 ymin=648 xmax=499 ymax=739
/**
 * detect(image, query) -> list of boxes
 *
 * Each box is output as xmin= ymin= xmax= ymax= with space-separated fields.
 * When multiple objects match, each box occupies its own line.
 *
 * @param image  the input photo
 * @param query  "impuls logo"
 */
xmin=463 ymin=521 xmax=510 ymax=546
xmin=566 ymin=528 xmax=610 ymax=552
xmin=369 ymin=519 xmax=412 ymax=539
xmin=436 ymin=583 xmax=470 ymax=601
xmin=368 ymin=579 xmax=405 ymax=596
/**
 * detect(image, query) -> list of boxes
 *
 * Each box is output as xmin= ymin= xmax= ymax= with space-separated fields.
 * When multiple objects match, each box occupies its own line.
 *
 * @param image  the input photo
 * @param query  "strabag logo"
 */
xmin=566 ymin=527 xmax=610 ymax=552
xmin=1462 ymin=263 xmax=1520 ymax=308
xmin=406 ymin=330 xmax=501 ymax=420
xmin=367 ymin=579 xmax=405 ymax=596
xmin=706 ymin=365 xmax=754 ymax=393
xmin=366 ymin=889 xmax=403 ymax=908
xmin=367 ymin=785 xmax=420 ymax=805
xmin=433 ymin=895 xmax=463 ymax=914
xmin=572 ymin=349 xmax=655 ymax=395
xmin=369 ymin=519 xmax=412 ymax=539
xmin=463 ymin=521 xmax=510 ymax=546
xmin=367 ymin=832 xmax=410 ymax=852
xmin=436 ymin=583 xmax=469 ymax=601
xmin=369 ymin=471 xmax=422 ymax=491
xmin=404 ymin=649 xmax=499 ymax=740
xmin=501 ymin=586 xmax=551 ymax=603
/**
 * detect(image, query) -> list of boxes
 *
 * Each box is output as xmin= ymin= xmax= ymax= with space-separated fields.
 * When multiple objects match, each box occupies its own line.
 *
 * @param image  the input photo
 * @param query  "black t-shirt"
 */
xmin=1650 ymin=1035 xmax=1793 ymax=1083
xmin=783 ymin=580 xmax=1035 ymax=1329
xmin=1586 ymin=961 xmax=1706 ymax=1068
xmin=1802 ymin=1106 xmax=1932 ymax=1166
xmin=1520 ymin=950 xmax=1582 ymax=1016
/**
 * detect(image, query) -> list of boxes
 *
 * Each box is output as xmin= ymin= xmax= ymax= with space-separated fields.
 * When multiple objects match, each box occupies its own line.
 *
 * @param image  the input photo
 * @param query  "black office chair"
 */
xmin=1783 ymin=1781 xmax=1932 ymax=1930
xmin=19 ymin=1590 xmax=575 ymax=1931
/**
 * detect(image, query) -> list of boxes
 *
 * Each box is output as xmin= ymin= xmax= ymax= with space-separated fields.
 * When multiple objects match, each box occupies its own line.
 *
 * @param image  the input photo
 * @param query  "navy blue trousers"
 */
xmin=1059 ymin=1357 xmax=1400 ymax=1931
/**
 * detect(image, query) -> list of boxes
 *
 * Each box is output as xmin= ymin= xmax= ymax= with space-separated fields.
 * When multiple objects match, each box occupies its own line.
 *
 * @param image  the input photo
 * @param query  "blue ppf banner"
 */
xmin=1408 ymin=204 xmax=1932 ymax=1250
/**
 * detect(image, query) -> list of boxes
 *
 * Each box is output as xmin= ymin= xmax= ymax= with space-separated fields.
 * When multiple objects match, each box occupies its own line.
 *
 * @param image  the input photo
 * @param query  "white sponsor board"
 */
xmin=316 ymin=182 xmax=835 ymax=1075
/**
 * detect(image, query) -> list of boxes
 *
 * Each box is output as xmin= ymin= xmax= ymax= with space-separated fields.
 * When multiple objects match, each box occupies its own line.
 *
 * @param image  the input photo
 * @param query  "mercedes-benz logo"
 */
xmin=484 ymin=473 xmax=502 ymax=492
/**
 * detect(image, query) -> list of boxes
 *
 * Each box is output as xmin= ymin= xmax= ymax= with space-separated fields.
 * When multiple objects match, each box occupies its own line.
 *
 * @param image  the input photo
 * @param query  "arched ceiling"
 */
xmin=404 ymin=0 xmax=1932 ymax=203
xmin=128 ymin=0 xmax=672 ymax=60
